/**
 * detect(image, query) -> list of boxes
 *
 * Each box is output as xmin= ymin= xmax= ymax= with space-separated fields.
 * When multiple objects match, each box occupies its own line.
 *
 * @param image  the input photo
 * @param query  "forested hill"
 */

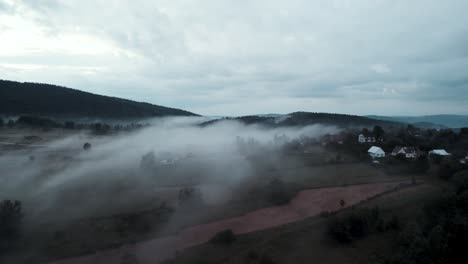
xmin=0 ymin=80 xmax=198 ymax=118
xmin=201 ymin=112 xmax=401 ymax=128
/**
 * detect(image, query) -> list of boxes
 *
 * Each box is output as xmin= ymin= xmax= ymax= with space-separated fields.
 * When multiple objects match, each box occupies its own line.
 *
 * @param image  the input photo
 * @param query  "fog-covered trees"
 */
xmin=385 ymin=170 xmax=468 ymax=264
xmin=210 ymin=229 xmax=236 ymax=245
xmin=178 ymin=187 xmax=204 ymax=207
xmin=372 ymin=125 xmax=385 ymax=139
xmin=0 ymin=200 xmax=23 ymax=253
xmin=83 ymin=142 xmax=92 ymax=151
xmin=268 ymin=178 xmax=293 ymax=205
xmin=327 ymin=207 xmax=381 ymax=243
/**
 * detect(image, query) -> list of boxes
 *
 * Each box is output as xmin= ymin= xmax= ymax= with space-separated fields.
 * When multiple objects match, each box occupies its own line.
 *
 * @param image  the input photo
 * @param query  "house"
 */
xmin=368 ymin=146 xmax=385 ymax=158
xmin=391 ymin=146 xmax=419 ymax=159
xmin=358 ymin=132 xmax=383 ymax=144
xmin=429 ymin=149 xmax=451 ymax=156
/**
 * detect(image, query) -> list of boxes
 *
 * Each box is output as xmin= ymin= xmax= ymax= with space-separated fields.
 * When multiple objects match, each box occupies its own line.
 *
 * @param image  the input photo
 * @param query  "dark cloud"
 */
xmin=0 ymin=0 xmax=467 ymax=115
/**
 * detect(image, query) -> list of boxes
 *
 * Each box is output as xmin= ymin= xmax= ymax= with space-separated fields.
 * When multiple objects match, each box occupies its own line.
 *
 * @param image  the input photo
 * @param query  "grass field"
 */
xmin=162 ymin=184 xmax=441 ymax=264
xmin=0 ymin=128 xmax=439 ymax=264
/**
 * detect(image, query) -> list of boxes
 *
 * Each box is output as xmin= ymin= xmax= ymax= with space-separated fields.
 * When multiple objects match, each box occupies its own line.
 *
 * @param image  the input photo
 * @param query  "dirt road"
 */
xmin=51 ymin=181 xmax=406 ymax=264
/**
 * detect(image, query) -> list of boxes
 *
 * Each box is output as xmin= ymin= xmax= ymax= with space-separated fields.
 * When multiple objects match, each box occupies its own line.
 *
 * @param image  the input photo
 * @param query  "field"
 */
xmin=162 ymin=184 xmax=441 ymax=264
xmin=0 ymin=126 xmax=438 ymax=264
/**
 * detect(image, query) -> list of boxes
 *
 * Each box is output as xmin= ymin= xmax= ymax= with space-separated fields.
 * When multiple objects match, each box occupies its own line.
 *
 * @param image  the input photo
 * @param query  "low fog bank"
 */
xmin=0 ymin=117 xmax=338 ymax=225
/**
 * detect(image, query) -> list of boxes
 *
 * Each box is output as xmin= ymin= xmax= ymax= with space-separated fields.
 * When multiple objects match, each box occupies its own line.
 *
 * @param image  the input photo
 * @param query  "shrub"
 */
xmin=386 ymin=214 xmax=402 ymax=231
xmin=7 ymin=119 xmax=15 ymax=128
xmin=0 ymin=200 xmax=23 ymax=252
xmin=438 ymin=160 xmax=463 ymax=180
xmin=83 ymin=142 xmax=92 ymax=151
xmin=259 ymin=255 xmax=277 ymax=264
xmin=327 ymin=207 xmax=380 ymax=243
xmin=121 ymin=252 xmax=139 ymax=264
xmin=268 ymin=178 xmax=293 ymax=205
xmin=209 ymin=229 xmax=236 ymax=245
xmin=452 ymin=170 xmax=468 ymax=194
xmin=246 ymin=250 xmax=259 ymax=260
xmin=178 ymin=187 xmax=204 ymax=207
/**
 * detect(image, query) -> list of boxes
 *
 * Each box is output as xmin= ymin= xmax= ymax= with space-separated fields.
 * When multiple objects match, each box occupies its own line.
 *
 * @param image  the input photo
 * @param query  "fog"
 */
xmin=0 ymin=117 xmax=338 ymax=226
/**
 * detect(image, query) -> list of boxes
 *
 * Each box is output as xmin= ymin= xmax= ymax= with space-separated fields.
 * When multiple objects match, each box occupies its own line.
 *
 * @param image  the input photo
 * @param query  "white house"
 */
xmin=429 ymin=149 xmax=451 ymax=156
xmin=368 ymin=146 xmax=386 ymax=158
xmin=358 ymin=133 xmax=376 ymax=143
xmin=391 ymin=146 xmax=419 ymax=159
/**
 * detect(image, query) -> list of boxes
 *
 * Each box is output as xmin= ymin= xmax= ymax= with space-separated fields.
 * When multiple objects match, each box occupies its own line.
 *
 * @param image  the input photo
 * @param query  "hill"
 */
xmin=368 ymin=115 xmax=468 ymax=128
xmin=0 ymin=80 xmax=198 ymax=118
xmin=202 ymin=112 xmax=401 ymax=128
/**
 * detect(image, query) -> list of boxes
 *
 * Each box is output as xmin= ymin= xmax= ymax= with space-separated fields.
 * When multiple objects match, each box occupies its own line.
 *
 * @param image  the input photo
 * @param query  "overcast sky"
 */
xmin=1 ymin=0 xmax=467 ymax=116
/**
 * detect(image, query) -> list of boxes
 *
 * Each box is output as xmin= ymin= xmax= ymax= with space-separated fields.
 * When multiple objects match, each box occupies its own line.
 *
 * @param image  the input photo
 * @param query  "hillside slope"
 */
xmin=0 ymin=80 xmax=197 ymax=118
xmin=202 ymin=112 xmax=401 ymax=128
xmin=368 ymin=115 xmax=468 ymax=128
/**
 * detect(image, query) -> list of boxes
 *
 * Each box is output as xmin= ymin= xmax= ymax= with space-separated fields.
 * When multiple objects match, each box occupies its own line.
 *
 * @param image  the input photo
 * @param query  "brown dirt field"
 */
xmin=50 ymin=181 xmax=406 ymax=264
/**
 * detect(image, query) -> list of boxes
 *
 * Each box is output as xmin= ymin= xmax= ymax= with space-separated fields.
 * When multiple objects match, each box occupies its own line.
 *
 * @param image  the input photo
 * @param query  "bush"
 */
xmin=386 ymin=214 xmax=401 ymax=231
xmin=178 ymin=187 xmax=204 ymax=207
xmin=83 ymin=142 xmax=92 ymax=151
xmin=121 ymin=252 xmax=139 ymax=264
xmin=438 ymin=160 xmax=463 ymax=180
xmin=0 ymin=200 xmax=23 ymax=252
xmin=259 ymin=255 xmax=277 ymax=264
xmin=7 ymin=119 xmax=15 ymax=128
xmin=327 ymin=207 xmax=380 ymax=243
xmin=268 ymin=178 xmax=293 ymax=205
xmin=385 ymin=176 xmax=468 ymax=264
xmin=209 ymin=229 xmax=236 ymax=245
xmin=451 ymin=170 xmax=468 ymax=194
xmin=16 ymin=115 xmax=60 ymax=128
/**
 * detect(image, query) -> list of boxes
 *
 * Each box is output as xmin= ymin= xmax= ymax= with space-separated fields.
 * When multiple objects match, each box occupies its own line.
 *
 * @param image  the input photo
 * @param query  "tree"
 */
xmin=210 ymin=229 xmax=236 ymax=245
xmin=120 ymin=252 xmax=139 ymax=264
xmin=373 ymin=125 xmax=385 ymax=139
xmin=140 ymin=151 xmax=156 ymax=170
xmin=7 ymin=119 xmax=15 ymax=128
xmin=0 ymin=200 xmax=23 ymax=252
xmin=268 ymin=178 xmax=292 ymax=205
xmin=178 ymin=187 xmax=204 ymax=207
xmin=64 ymin=121 xmax=75 ymax=129
xmin=438 ymin=160 xmax=462 ymax=180
xmin=83 ymin=142 xmax=92 ymax=151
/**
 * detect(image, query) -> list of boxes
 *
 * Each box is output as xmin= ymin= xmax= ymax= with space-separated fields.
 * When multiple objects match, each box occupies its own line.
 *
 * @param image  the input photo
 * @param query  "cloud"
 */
xmin=370 ymin=64 xmax=391 ymax=74
xmin=0 ymin=0 xmax=467 ymax=115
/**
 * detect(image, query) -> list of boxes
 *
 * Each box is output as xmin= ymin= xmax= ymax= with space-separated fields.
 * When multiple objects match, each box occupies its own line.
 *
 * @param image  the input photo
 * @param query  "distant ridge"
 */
xmin=367 ymin=115 xmax=468 ymax=128
xmin=0 ymin=80 xmax=198 ymax=118
xmin=202 ymin=112 xmax=401 ymax=128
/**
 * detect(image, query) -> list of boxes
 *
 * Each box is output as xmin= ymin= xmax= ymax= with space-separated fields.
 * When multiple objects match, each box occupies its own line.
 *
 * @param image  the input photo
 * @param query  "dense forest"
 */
xmin=0 ymin=80 xmax=197 ymax=118
xmin=202 ymin=112 xmax=401 ymax=128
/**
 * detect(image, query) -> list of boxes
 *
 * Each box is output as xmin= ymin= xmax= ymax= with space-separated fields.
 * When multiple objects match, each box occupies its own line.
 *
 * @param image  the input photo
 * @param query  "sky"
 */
xmin=0 ymin=0 xmax=467 ymax=116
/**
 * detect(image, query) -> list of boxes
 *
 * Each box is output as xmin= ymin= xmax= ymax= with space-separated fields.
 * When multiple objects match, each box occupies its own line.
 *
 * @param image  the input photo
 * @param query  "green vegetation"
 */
xmin=268 ymin=178 xmax=293 ymax=206
xmin=385 ymin=170 xmax=468 ymax=264
xmin=0 ymin=79 xmax=197 ymax=118
xmin=209 ymin=230 xmax=236 ymax=245
xmin=327 ymin=207 xmax=400 ymax=243
xmin=202 ymin=112 xmax=401 ymax=128
xmin=0 ymin=200 xmax=22 ymax=254
xmin=178 ymin=187 xmax=204 ymax=208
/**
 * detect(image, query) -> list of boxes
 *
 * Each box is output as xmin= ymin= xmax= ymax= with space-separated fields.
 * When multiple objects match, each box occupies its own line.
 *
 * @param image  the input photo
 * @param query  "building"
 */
xmin=391 ymin=146 xmax=419 ymax=159
xmin=368 ymin=146 xmax=386 ymax=158
xmin=358 ymin=133 xmax=376 ymax=143
xmin=428 ymin=149 xmax=451 ymax=156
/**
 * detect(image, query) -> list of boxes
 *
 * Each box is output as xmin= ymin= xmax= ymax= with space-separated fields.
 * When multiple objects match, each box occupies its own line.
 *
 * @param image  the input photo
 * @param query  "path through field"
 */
xmin=51 ymin=181 xmax=406 ymax=264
